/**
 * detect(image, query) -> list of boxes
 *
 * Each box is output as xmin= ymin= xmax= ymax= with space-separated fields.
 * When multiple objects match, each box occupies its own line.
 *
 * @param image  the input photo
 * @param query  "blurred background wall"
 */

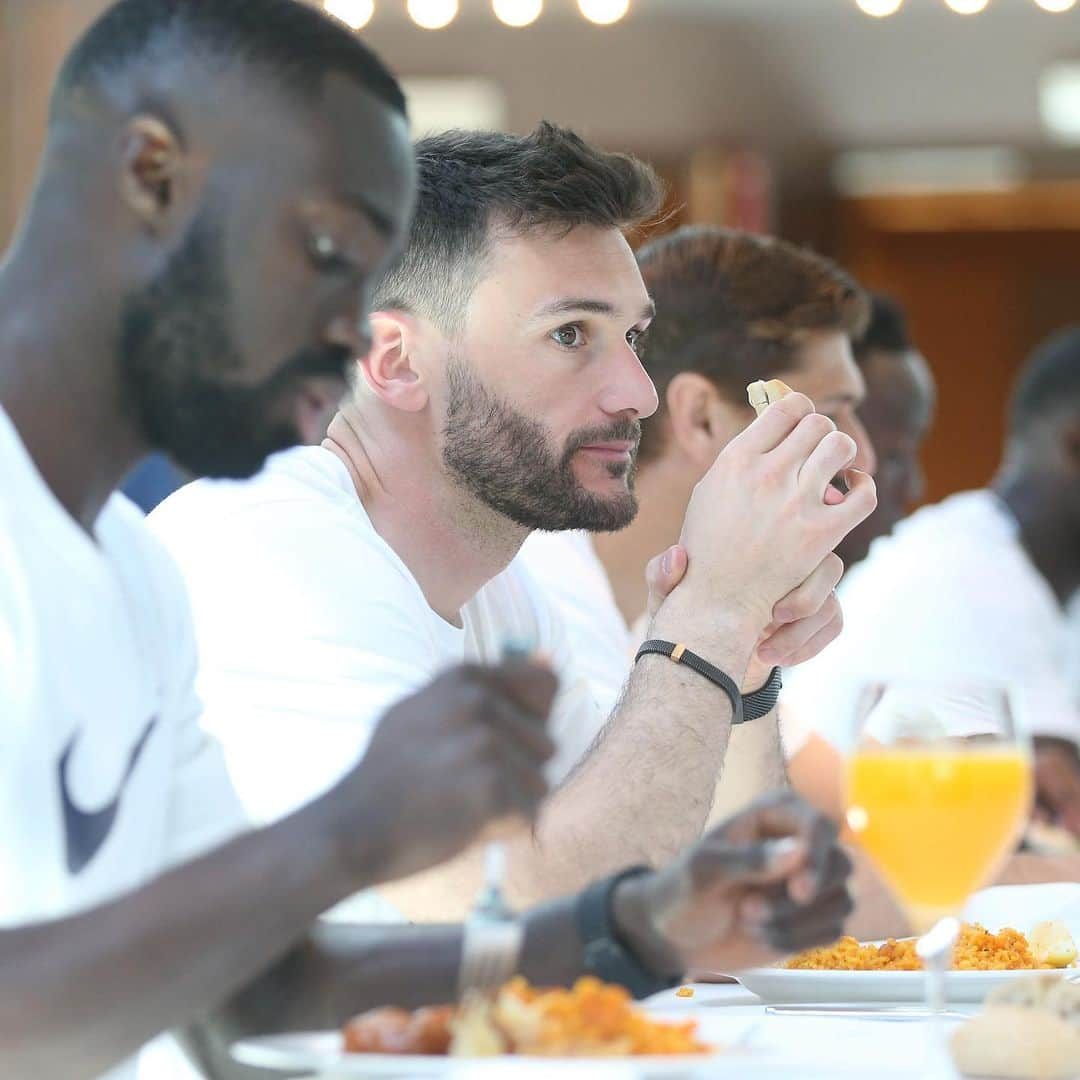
xmin=2 ymin=0 xmax=1079 ymax=501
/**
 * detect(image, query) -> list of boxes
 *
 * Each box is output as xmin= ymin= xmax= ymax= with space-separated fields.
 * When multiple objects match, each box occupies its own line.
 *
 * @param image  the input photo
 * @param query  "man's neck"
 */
xmin=593 ymin=457 xmax=696 ymax=625
xmin=994 ymin=470 xmax=1080 ymax=607
xmin=323 ymin=406 xmax=528 ymax=627
xmin=0 ymin=257 xmax=145 ymax=534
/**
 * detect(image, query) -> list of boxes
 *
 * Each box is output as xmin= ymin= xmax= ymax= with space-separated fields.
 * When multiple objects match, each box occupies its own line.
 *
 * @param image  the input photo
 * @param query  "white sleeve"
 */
xmin=783 ymin=542 xmax=1080 ymax=748
xmin=155 ymin=546 xmax=249 ymax=868
xmin=151 ymin=497 xmax=451 ymax=827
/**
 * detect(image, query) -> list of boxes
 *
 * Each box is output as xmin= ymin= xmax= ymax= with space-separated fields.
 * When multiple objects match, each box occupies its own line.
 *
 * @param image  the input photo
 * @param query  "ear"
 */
xmin=357 ymin=312 xmax=429 ymax=413
xmin=118 ymin=115 xmax=193 ymax=232
xmin=664 ymin=372 xmax=742 ymax=470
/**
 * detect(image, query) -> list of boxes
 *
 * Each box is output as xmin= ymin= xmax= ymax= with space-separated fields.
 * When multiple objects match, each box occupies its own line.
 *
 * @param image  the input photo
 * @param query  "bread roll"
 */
xmin=952 ymin=976 xmax=1080 ymax=1078
xmin=747 ymin=378 xmax=794 ymax=417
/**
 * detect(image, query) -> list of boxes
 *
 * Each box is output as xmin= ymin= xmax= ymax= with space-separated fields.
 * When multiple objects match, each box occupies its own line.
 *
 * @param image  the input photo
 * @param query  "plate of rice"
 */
xmin=738 ymin=922 xmax=1080 ymax=1005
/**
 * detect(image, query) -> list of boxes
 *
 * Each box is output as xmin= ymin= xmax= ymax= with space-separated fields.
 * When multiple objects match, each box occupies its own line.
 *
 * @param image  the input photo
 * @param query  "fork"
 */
xmin=456 ymin=638 xmax=534 ymax=999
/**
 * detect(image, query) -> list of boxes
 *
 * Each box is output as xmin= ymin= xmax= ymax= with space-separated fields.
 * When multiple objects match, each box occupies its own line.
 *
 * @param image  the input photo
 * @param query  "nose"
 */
xmin=844 ymin=413 xmax=878 ymax=476
xmin=597 ymin=343 xmax=660 ymax=420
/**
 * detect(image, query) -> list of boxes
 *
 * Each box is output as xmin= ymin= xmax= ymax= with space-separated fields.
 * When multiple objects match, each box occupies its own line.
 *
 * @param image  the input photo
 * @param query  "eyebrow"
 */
xmin=534 ymin=297 xmax=657 ymax=322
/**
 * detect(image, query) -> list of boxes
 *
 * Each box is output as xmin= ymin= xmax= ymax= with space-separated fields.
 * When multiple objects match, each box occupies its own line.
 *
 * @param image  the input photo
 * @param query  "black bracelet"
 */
xmin=742 ymin=665 xmax=782 ymax=721
xmin=575 ymin=866 xmax=682 ymax=999
xmin=635 ymin=639 xmax=743 ymax=724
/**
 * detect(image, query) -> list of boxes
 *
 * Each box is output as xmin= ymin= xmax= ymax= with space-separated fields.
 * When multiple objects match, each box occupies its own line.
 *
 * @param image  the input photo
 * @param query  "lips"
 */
xmin=578 ymin=440 xmax=637 ymax=458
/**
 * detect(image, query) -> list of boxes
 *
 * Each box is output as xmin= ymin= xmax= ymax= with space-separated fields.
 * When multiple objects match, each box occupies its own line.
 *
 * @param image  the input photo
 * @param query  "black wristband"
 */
xmin=635 ymin=639 xmax=743 ymax=724
xmin=575 ymin=866 xmax=681 ymax=999
xmin=742 ymin=665 xmax=782 ymax=721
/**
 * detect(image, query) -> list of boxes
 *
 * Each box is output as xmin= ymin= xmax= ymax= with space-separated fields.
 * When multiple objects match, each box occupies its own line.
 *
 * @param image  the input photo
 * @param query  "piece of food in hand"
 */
xmin=785 ymin=922 xmax=1071 ymax=972
xmin=341 ymin=977 xmax=709 ymax=1058
xmin=1029 ymin=920 xmax=1079 ymax=969
xmin=747 ymin=378 xmax=794 ymax=417
xmin=952 ymin=975 xmax=1080 ymax=1078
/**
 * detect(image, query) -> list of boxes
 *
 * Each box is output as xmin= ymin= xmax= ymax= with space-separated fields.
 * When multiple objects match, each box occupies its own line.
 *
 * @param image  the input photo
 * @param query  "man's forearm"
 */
xmin=0 ymin=787 xmax=370 ymax=1080
xmin=510 ymin=598 xmax=759 ymax=901
xmin=368 ymin=601 xmax=762 ymax=922
xmin=707 ymin=708 xmax=787 ymax=827
xmin=188 ymin=894 xmax=613 ymax=1080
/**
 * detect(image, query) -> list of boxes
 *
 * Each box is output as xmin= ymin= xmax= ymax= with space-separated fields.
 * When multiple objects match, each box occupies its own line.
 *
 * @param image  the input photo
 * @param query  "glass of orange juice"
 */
xmin=846 ymin=679 xmax=1032 ymax=1032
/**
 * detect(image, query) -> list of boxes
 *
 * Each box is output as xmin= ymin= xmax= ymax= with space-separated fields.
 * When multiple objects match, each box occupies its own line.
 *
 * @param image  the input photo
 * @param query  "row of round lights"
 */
xmin=323 ymin=0 xmax=630 ymax=31
xmin=857 ymin=0 xmax=1075 ymax=14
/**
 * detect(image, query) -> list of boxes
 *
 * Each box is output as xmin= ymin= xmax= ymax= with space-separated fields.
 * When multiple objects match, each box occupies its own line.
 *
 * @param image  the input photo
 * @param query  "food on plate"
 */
xmin=951 ymin=974 xmax=1080 ymax=1079
xmin=747 ymin=378 xmax=793 ymax=417
xmin=343 ymin=1005 xmax=455 ymax=1055
xmin=784 ymin=922 xmax=1077 ymax=972
xmin=1030 ymin=920 xmax=1079 ymax=968
xmin=675 ymin=986 xmax=695 ymax=998
xmin=341 ymin=977 xmax=710 ymax=1058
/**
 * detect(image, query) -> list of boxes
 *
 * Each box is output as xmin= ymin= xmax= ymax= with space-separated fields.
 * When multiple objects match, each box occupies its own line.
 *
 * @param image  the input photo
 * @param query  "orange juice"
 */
xmin=847 ymin=747 xmax=1032 ymax=932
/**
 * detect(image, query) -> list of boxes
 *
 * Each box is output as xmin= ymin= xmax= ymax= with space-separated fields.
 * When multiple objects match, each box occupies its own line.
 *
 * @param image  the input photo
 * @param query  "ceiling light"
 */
xmin=577 ymin=0 xmax=630 ymax=26
xmin=407 ymin=0 xmax=459 ymax=29
xmin=493 ymin=0 xmax=543 ymax=26
xmin=1032 ymin=0 xmax=1076 ymax=11
xmin=855 ymin=0 xmax=904 ymax=15
xmin=323 ymin=0 xmax=375 ymax=29
xmin=943 ymin=0 xmax=989 ymax=12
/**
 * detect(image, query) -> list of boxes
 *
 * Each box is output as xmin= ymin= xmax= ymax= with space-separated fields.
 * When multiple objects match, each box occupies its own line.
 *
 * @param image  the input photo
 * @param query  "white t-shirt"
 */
xmin=147 ymin=446 xmax=603 ymax=919
xmin=0 ymin=406 xmax=247 ymax=1080
xmin=783 ymin=490 xmax=1080 ymax=750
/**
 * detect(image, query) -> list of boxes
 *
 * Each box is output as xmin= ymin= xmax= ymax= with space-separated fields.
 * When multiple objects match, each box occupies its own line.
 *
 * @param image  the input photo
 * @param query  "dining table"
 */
xmin=298 ymin=980 xmax=970 ymax=1078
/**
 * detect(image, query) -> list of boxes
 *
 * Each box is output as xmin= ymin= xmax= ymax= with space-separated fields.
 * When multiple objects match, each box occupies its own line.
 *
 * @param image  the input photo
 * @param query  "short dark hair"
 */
xmin=636 ymin=225 xmax=869 ymax=463
xmin=52 ymin=0 xmax=405 ymax=121
xmin=854 ymin=293 xmax=913 ymax=363
xmin=374 ymin=122 xmax=665 ymax=330
xmin=1010 ymin=326 xmax=1080 ymax=436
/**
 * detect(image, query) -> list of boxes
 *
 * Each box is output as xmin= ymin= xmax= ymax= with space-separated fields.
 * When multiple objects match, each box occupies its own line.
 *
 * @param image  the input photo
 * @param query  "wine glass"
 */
xmin=846 ymin=678 xmax=1032 ymax=1071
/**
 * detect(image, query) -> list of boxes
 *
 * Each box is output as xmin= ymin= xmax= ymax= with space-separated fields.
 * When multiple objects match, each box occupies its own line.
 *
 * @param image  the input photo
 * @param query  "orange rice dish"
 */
xmin=785 ymin=923 xmax=1045 ymax=972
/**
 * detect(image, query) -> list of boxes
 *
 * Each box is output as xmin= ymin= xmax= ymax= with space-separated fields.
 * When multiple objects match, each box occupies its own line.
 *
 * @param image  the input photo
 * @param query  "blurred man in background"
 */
xmin=834 ymin=294 xmax=936 ymax=569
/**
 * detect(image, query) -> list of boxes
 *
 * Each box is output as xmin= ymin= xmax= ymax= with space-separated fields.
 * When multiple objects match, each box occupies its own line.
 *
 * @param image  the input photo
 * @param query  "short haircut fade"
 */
xmin=53 ymin=0 xmax=406 ymax=120
xmin=373 ymin=122 xmax=665 ymax=331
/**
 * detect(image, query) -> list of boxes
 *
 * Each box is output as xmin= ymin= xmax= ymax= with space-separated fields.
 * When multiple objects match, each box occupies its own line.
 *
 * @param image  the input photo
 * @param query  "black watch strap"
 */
xmin=635 ymin=639 xmax=743 ymax=724
xmin=742 ymin=665 xmax=782 ymax=721
xmin=575 ymin=866 xmax=681 ymax=1000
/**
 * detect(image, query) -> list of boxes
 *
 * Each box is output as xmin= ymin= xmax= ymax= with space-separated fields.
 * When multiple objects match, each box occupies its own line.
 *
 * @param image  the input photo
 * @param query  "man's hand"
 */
xmin=659 ymin=393 xmax=875 ymax=644
xmin=612 ymin=792 xmax=853 ymax=976
xmin=337 ymin=661 xmax=558 ymax=884
xmin=1033 ymin=737 xmax=1080 ymax=838
xmin=645 ymin=545 xmax=845 ymax=691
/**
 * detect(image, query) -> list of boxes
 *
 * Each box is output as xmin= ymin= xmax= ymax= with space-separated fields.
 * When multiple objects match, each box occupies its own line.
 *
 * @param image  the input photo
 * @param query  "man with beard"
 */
xmin=150 ymin=128 xmax=877 ymax=922
xmin=0 ymin=4 xmax=862 ymax=1078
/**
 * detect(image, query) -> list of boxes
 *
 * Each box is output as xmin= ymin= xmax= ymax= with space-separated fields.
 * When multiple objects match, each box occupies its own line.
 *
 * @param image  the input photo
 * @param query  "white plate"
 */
xmin=230 ymin=1031 xmax=735 ymax=1077
xmin=737 ymin=966 xmax=1076 ymax=1005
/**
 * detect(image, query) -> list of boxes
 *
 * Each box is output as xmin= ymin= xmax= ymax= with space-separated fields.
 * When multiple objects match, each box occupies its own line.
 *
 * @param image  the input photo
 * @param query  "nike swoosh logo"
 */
xmin=58 ymin=719 xmax=157 ymax=874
